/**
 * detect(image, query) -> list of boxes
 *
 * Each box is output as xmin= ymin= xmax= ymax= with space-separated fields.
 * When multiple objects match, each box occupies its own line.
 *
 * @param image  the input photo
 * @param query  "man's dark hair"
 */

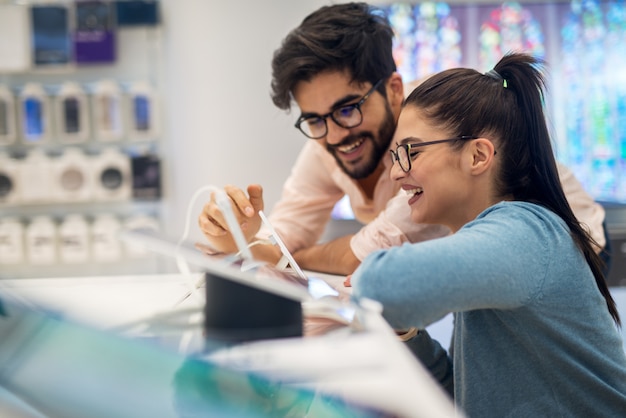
xmin=271 ymin=2 xmax=396 ymax=110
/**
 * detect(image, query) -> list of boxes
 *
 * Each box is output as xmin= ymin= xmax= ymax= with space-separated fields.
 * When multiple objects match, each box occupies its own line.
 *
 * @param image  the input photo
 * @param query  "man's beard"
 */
xmin=327 ymin=104 xmax=396 ymax=180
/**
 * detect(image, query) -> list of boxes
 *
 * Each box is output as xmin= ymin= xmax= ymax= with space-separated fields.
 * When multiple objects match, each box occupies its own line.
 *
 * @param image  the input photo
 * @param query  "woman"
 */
xmin=351 ymin=53 xmax=626 ymax=417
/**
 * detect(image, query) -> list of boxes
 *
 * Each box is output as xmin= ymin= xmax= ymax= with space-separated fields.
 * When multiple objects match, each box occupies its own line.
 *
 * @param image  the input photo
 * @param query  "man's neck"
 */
xmin=356 ymin=162 xmax=385 ymax=201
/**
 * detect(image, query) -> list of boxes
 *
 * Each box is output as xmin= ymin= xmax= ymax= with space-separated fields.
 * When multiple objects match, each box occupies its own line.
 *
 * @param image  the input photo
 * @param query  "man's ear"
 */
xmin=468 ymin=138 xmax=496 ymax=175
xmin=387 ymin=72 xmax=405 ymax=109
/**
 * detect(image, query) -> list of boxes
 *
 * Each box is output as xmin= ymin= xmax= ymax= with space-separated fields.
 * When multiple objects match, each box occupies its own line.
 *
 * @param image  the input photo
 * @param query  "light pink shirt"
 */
xmin=267 ymin=141 xmax=605 ymax=260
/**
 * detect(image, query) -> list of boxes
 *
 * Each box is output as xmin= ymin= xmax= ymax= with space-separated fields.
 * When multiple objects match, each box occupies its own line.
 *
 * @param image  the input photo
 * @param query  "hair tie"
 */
xmin=484 ymin=69 xmax=507 ymax=88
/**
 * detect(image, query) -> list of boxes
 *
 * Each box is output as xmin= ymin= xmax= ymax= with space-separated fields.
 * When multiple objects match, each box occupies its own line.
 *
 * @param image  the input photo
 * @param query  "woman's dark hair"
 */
xmin=405 ymin=52 xmax=620 ymax=325
xmin=270 ymin=2 xmax=396 ymax=110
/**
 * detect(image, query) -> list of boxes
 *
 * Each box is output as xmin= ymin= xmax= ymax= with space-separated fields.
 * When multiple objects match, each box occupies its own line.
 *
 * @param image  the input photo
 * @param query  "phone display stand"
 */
xmin=0 ymin=153 xmax=21 ymax=205
xmin=91 ymin=148 xmax=131 ymax=201
xmin=53 ymin=148 xmax=93 ymax=203
xmin=18 ymin=83 xmax=51 ymax=144
xmin=203 ymin=193 xmax=304 ymax=344
xmin=92 ymin=80 xmax=124 ymax=142
xmin=55 ymin=82 xmax=90 ymax=143
xmin=127 ymin=81 xmax=158 ymax=141
xmin=91 ymin=214 xmax=122 ymax=262
xmin=204 ymin=270 xmax=304 ymax=344
xmin=25 ymin=216 xmax=57 ymax=265
xmin=19 ymin=149 xmax=53 ymax=204
xmin=58 ymin=215 xmax=90 ymax=264
xmin=0 ymin=85 xmax=17 ymax=145
xmin=0 ymin=217 xmax=24 ymax=265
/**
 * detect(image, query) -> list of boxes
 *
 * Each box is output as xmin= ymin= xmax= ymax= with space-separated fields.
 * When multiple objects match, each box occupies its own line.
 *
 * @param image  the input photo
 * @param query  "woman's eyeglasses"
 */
xmin=389 ymin=136 xmax=479 ymax=172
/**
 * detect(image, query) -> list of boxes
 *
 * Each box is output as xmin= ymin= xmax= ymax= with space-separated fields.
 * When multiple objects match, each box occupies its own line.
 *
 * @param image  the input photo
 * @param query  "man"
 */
xmin=199 ymin=2 xmax=608 ymax=277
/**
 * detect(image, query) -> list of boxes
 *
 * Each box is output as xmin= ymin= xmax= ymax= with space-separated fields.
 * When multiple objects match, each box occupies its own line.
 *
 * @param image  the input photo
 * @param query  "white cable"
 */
xmin=175 ymin=184 xmax=254 ymax=276
xmin=175 ymin=184 xmax=221 ymax=275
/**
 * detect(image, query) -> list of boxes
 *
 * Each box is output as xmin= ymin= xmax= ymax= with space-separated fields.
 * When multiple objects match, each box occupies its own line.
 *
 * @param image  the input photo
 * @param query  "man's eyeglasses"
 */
xmin=295 ymin=79 xmax=384 ymax=139
xmin=389 ymin=136 xmax=479 ymax=173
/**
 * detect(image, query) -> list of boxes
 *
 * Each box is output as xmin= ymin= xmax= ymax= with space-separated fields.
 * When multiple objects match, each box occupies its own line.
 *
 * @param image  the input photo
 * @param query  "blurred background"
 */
xmin=0 ymin=0 xmax=625 ymax=285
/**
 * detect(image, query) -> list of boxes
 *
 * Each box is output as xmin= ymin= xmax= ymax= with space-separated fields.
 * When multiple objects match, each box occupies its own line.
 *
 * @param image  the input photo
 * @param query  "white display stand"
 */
xmin=0 ymin=272 xmax=460 ymax=418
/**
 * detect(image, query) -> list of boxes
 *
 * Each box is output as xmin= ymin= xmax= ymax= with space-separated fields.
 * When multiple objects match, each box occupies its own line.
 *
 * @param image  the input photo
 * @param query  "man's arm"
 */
xmin=198 ymin=141 xmax=342 ymax=257
xmin=292 ymin=235 xmax=361 ymax=276
xmin=292 ymin=190 xmax=452 ymax=275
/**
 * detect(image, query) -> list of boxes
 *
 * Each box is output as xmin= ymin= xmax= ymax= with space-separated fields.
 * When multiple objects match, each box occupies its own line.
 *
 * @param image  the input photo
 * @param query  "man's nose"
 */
xmin=325 ymin=119 xmax=351 ymax=145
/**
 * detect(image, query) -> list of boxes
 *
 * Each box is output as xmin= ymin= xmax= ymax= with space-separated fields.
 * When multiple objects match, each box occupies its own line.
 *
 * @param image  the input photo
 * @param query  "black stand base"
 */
xmin=203 ymin=272 xmax=303 ymax=343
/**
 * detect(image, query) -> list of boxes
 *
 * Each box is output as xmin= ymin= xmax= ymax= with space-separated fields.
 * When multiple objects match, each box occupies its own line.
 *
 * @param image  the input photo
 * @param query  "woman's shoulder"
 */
xmin=480 ymin=201 xmax=563 ymax=223
xmin=470 ymin=201 xmax=569 ymax=242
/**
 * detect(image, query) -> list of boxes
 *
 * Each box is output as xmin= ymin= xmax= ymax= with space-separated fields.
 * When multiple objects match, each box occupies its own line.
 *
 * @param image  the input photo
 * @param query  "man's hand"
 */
xmin=198 ymin=184 xmax=264 ymax=253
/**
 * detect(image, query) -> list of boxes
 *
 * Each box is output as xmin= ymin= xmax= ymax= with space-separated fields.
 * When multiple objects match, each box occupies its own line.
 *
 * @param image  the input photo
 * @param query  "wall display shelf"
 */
xmin=0 ymin=0 xmax=166 ymax=279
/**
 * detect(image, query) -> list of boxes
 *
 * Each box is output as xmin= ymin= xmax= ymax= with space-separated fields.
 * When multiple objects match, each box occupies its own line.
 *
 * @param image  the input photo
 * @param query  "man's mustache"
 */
xmin=327 ymin=133 xmax=371 ymax=151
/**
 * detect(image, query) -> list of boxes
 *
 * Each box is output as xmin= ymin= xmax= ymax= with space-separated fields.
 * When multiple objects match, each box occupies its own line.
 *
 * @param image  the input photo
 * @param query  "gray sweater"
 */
xmin=353 ymin=201 xmax=626 ymax=417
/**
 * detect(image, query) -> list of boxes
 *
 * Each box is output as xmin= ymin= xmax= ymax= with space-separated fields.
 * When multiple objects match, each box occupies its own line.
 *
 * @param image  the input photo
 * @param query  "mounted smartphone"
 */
xmin=115 ymin=0 xmax=159 ymax=26
xmin=74 ymin=0 xmax=116 ymax=64
xmin=30 ymin=5 xmax=72 ymax=66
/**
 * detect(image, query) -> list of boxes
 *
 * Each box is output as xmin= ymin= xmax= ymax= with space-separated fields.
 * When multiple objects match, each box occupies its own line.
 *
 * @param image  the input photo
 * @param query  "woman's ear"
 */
xmin=468 ymin=138 xmax=496 ymax=175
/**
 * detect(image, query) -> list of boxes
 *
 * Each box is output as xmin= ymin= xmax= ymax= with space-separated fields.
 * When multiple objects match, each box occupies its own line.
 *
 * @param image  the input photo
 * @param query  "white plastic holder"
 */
xmin=92 ymin=79 xmax=124 ymax=142
xmin=0 ymin=152 xmax=22 ymax=205
xmin=58 ymin=214 xmax=90 ymax=264
xmin=0 ymin=84 xmax=17 ymax=145
xmin=0 ymin=217 xmax=24 ymax=264
xmin=18 ymin=149 xmax=54 ymax=203
xmin=127 ymin=80 xmax=159 ymax=141
xmin=91 ymin=148 xmax=132 ymax=201
xmin=91 ymin=214 xmax=122 ymax=262
xmin=55 ymin=81 xmax=90 ymax=143
xmin=18 ymin=82 xmax=51 ymax=144
xmin=26 ymin=216 xmax=57 ymax=265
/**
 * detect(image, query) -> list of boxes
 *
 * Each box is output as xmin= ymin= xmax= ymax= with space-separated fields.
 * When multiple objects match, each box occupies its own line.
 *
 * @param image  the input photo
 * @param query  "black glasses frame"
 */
xmin=389 ymin=136 xmax=479 ymax=172
xmin=294 ymin=78 xmax=384 ymax=139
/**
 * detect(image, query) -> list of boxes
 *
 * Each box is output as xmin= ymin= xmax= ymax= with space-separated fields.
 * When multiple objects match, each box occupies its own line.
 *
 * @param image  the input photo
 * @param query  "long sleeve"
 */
xmin=267 ymin=142 xmax=346 ymax=252
xmin=351 ymin=202 xmax=559 ymax=329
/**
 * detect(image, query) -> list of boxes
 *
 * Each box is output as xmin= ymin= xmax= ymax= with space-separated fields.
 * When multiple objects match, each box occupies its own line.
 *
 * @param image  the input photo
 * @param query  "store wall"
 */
xmin=158 ymin=0 xmax=626 ymax=287
xmin=1 ymin=0 xmax=625 ymax=278
xmin=158 ymin=0 xmax=329 ymax=242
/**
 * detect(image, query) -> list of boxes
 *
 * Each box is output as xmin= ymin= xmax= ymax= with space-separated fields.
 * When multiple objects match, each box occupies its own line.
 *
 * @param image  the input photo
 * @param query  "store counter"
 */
xmin=0 ymin=272 xmax=459 ymax=418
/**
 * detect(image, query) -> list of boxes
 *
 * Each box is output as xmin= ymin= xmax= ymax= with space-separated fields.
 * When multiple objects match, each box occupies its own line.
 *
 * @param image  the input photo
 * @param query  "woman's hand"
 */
xmin=343 ymin=274 xmax=352 ymax=287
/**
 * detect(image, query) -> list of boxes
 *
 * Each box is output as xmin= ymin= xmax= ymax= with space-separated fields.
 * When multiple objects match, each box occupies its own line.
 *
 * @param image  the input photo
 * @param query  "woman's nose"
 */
xmin=390 ymin=159 xmax=407 ymax=181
